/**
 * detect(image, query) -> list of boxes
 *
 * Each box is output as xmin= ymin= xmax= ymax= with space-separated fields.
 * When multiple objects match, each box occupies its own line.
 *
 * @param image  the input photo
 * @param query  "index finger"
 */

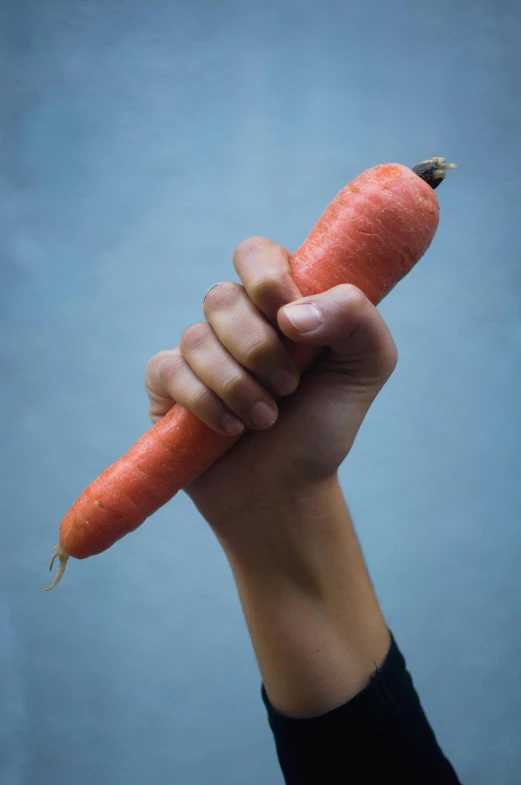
xmin=233 ymin=237 xmax=303 ymax=324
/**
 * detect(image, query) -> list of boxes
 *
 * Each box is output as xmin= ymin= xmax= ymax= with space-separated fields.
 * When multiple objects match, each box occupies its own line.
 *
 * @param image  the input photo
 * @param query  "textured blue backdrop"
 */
xmin=1 ymin=1 xmax=520 ymax=783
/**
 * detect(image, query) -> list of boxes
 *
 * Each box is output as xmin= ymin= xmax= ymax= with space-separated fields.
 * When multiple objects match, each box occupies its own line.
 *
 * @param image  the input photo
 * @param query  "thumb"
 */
xmin=277 ymin=284 xmax=398 ymax=388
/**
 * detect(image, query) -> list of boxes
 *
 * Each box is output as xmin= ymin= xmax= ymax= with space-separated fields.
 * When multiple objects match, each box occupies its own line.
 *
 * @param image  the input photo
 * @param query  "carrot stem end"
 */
xmin=412 ymin=157 xmax=457 ymax=189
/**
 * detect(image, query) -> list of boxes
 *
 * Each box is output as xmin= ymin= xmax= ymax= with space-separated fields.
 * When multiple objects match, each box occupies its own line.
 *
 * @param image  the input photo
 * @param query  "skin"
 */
xmin=145 ymin=236 xmax=397 ymax=717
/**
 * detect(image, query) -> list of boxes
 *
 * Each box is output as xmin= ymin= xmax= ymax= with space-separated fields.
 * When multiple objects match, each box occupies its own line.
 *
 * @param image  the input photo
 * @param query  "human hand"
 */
xmin=145 ymin=237 xmax=397 ymax=533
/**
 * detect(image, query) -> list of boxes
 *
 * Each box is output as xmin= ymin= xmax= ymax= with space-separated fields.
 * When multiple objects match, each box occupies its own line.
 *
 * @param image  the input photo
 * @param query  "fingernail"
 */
xmin=271 ymin=369 xmax=299 ymax=396
xmin=284 ymin=303 xmax=322 ymax=333
xmin=221 ymin=414 xmax=246 ymax=436
xmin=250 ymin=401 xmax=278 ymax=429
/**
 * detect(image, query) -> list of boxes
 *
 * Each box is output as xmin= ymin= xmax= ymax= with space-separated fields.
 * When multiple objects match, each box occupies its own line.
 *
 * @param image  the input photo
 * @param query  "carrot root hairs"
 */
xmin=44 ymin=546 xmax=69 ymax=592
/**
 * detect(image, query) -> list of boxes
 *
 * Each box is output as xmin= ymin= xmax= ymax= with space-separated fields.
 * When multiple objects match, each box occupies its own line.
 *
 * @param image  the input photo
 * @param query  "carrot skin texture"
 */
xmin=290 ymin=163 xmax=438 ymax=303
xmin=58 ymin=163 xmax=440 ymax=561
xmin=62 ymin=412 xmax=234 ymax=558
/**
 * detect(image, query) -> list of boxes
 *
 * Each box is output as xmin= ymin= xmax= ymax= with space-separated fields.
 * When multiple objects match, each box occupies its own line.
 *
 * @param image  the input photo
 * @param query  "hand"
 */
xmin=145 ymin=237 xmax=397 ymax=533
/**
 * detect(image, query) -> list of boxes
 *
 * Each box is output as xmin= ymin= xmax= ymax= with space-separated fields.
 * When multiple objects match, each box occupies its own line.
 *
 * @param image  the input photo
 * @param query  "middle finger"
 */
xmin=203 ymin=281 xmax=300 ymax=398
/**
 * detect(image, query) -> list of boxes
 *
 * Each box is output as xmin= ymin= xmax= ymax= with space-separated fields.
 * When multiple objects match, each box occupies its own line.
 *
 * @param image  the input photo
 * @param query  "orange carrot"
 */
xmin=45 ymin=157 xmax=456 ymax=590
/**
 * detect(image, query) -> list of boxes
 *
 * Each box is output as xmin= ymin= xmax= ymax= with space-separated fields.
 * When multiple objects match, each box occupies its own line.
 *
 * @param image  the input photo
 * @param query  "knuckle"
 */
xmin=242 ymin=331 xmax=277 ymax=366
xmin=203 ymin=281 xmax=241 ymax=312
xmin=220 ymin=371 xmax=245 ymax=398
xmin=233 ymin=237 xmax=294 ymax=307
xmin=180 ymin=322 xmax=210 ymax=352
xmin=157 ymin=351 xmax=183 ymax=386
xmin=249 ymin=270 xmax=287 ymax=302
xmin=381 ymin=335 xmax=399 ymax=377
xmin=233 ymin=236 xmax=272 ymax=266
xmin=341 ymin=283 xmax=366 ymax=311
xmin=145 ymin=349 xmax=169 ymax=378
xmin=191 ymin=384 xmax=214 ymax=409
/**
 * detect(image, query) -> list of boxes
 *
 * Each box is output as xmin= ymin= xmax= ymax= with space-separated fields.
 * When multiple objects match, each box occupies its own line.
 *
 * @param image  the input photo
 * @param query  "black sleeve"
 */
xmin=261 ymin=634 xmax=462 ymax=784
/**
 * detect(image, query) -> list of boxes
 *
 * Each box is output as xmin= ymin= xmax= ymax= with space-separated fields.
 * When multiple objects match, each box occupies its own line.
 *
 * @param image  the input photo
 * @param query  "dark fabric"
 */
xmin=261 ymin=634 xmax=462 ymax=784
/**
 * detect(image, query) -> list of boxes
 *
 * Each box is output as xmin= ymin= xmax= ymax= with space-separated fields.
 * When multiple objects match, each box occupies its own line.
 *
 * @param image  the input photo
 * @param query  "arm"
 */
xmin=218 ymin=476 xmax=390 ymax=718
xmin=147 ymin=237 xmax=462 ymax=783
xmin=217 ymin=476 xmax=462 ymax=784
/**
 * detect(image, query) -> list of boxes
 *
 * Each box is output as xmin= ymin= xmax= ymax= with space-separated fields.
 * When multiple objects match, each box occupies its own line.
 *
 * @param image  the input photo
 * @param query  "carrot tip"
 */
xmin=44 ymin=546 xmax=69 ymax=592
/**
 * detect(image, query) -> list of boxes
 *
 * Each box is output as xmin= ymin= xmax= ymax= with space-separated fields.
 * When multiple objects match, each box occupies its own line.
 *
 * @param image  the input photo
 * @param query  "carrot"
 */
xmin=45 ymin=157 xmax=456 ymax=590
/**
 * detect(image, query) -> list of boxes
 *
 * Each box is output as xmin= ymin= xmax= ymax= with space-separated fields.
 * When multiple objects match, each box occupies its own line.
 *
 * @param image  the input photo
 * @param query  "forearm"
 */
xmin=217 ymin=475 xmax=390 ymax=718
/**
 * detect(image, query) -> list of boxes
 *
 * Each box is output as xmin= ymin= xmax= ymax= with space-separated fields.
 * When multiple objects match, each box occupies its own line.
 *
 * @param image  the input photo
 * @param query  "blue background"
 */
xmin=2 ymin=1 xmax=520 ymax=783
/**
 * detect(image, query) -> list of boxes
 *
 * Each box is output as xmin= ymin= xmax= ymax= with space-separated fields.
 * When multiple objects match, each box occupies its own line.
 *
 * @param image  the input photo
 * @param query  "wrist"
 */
xmin=214 ymin=473 xmax=342 ymax=571
xmin=219 ymin=474 xmax=378 ymax=615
